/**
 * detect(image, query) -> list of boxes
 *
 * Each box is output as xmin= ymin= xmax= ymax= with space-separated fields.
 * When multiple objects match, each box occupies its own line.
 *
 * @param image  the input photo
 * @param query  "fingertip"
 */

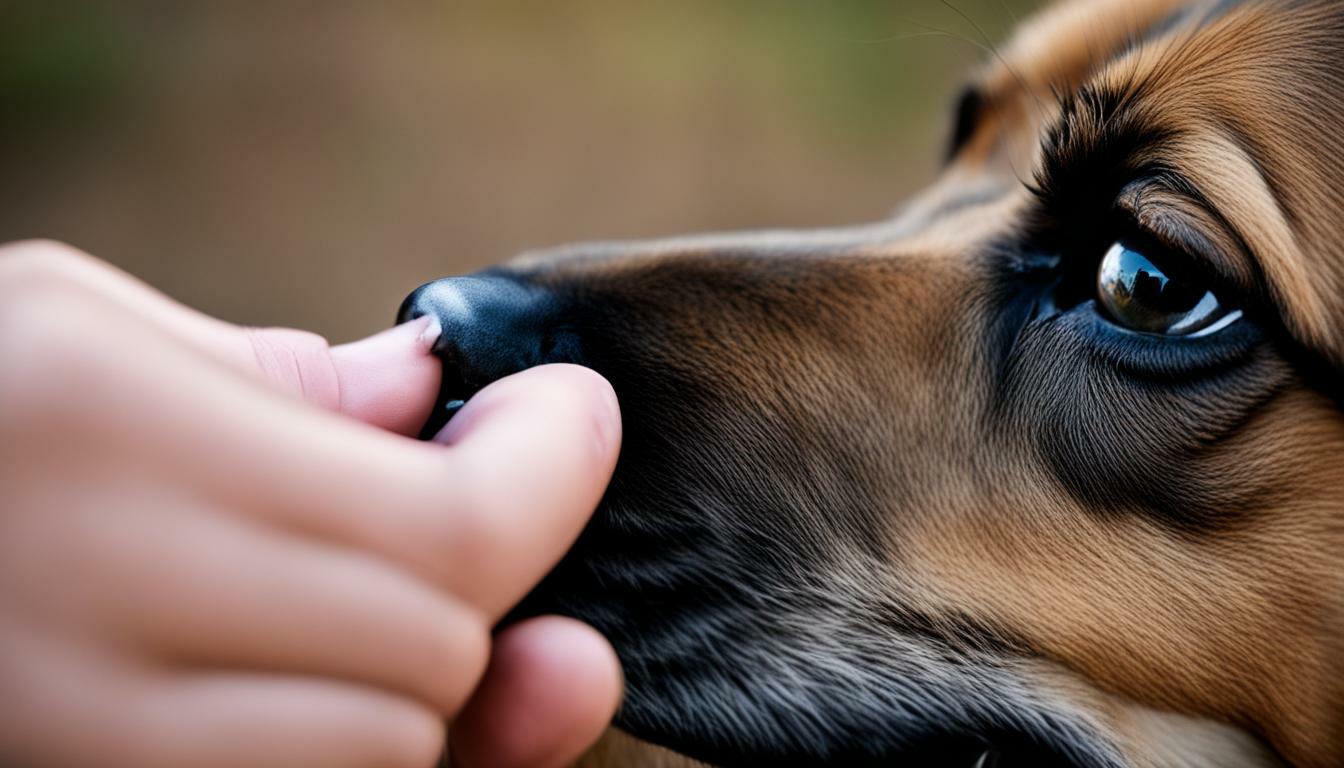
xmin=450 ymin=616 xmax=623 ymax=768
xmin=433 ymin=363 xmax=621 ymax=469
xmin=329 ymin=317 xmax=443 ymax=435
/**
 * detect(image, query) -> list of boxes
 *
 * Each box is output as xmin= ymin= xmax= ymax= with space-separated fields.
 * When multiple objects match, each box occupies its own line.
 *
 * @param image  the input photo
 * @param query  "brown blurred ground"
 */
xmin=0 ymin=1 xmax=1040 ymax=341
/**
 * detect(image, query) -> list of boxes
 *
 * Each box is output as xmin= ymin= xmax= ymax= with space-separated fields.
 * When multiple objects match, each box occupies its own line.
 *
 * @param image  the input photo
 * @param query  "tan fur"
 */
xmin=576 ymin=730 xmax=707 ymax=768
xmin=903 ymin=3 xmax=1344 ymax=764
xmin=904 ymin=392 xmax=1344 ymax=765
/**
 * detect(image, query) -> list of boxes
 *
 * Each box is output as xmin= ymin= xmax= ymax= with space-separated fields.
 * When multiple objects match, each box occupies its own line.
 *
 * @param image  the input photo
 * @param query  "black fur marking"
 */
xmin=948 ymin=87 xmax=987 ymax=161
xmin=1031 ymin=83 xmax=1176 ymax=213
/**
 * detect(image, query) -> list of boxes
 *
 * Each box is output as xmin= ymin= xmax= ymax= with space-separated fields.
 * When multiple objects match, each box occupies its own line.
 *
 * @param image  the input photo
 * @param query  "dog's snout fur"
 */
xmin=408 ymin=1 xmax=1344 ymax=766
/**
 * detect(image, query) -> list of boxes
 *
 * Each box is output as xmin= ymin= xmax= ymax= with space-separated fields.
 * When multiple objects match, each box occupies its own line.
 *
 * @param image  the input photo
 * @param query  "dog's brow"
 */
xmin=1039 ymin=88 xmax=1297 ymax=319
xmin=1169 ymin=128 xmax=1314 ymax=325
xmin=1083 ymin=0 xmax=1341 ymax=353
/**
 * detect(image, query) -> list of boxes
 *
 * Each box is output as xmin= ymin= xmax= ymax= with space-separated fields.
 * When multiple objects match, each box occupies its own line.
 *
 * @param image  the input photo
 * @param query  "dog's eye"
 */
xmin=1096 ymin=241 xmax=1238 ymax=336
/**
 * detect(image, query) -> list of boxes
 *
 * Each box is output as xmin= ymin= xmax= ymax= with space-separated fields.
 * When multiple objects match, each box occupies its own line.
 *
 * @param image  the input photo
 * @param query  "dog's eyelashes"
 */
xmin=1096 ymin=240 xmax=1240 ymax=337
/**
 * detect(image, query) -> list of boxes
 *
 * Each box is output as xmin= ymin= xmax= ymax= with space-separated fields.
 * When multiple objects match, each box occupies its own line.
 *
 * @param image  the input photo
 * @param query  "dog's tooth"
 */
xmin=971 ymin=749 xmax=995 ymax=768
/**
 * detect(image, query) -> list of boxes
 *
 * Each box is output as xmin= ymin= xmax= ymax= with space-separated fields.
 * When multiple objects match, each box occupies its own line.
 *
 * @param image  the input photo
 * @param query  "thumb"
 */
xmin=246 ymin=317 xmax=441 ymax=436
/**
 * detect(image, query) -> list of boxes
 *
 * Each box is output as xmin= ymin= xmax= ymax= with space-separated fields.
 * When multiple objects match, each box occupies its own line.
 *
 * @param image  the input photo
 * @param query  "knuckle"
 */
xmin=441 ymin=483 xmax=507 ymax=555
xmin=0 ymin=283 xmax=123 ymax=428
xmin=0 ymin=284 xmax=99 ymax=361
xmin=440 ymin=501 xmax=514 ymax=591
xmin=0 ymin=296 xmax=84 ymax=420
xmin=403 ymin=459 xmax=514 ymax=583
xmin=0 ymin=242 xmax=103 ymax=343
xmin=243 ymin=326 xmax=338 ymax=407
xmin=419 ymin=607 xmax=490 ymax=714
xmin=0 ymin=239 xmax=96 ymax=297
xmin=377 ymin=706 xmax=447 ymax=768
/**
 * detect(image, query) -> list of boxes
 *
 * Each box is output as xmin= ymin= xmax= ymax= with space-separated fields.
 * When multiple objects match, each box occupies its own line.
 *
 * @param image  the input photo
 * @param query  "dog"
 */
xmin=400 ymin=0 xmax=1344 ymax=765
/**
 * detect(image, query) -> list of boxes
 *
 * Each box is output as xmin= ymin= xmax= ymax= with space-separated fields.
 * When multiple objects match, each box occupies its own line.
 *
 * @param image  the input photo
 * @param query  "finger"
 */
xmin=329 ymin=318 xmax=442 ymax=435
xmin=450 ymin=616 xmax=623 ymax=768
xmin=246 ymin=318 xmax=442 ymax=435
xmin=0 ymin=632 xmax=444 ymax=768
xmin=0 ymin=239 xmax=440 ymax=433
xmin=132 ymin=673 xmax=446 ymax=768
xmin=419 ymin=363 xmax=621 ymax=617
xmin=93 ymin=508 xmax=489 ymax=716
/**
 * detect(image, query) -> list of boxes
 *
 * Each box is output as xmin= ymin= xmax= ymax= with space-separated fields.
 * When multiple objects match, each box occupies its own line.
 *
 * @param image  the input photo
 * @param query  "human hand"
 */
xmin=0 ymin=241 xmax=622 ymax=768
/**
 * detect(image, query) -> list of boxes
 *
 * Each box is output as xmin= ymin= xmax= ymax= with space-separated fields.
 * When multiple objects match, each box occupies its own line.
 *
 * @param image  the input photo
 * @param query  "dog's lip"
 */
xmin=417 ymin=396 xmax=466 ymax=440
xmin=513 ymin=514 xmax=1090 ymax=767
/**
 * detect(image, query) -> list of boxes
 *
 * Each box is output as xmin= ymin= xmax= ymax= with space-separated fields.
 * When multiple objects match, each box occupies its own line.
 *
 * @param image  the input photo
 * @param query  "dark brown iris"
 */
xmin=1096 ymin=242 xmax=1225 ymax=335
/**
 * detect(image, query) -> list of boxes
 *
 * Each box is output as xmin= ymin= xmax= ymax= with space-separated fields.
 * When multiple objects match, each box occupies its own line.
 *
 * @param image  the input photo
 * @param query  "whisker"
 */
xmin=855 ymin=29 xmax=992 ymax=47
xmin=995 ymin=0 xmax=1022 ymax=28
xmin=939 ymin=0 xmax=1049 ymax=125
xmin=867 ymin=16 xmax=1001 ymax=57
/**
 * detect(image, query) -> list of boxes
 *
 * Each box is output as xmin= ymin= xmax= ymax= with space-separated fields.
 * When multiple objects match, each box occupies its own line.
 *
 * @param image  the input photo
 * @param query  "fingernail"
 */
xmin=416 ymin=315 xmax=442 ymax=350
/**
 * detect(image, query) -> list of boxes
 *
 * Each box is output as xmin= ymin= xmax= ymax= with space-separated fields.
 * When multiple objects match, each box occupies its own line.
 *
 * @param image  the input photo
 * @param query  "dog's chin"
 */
xmin=508 ymin=497 xmax=1117 ymax=768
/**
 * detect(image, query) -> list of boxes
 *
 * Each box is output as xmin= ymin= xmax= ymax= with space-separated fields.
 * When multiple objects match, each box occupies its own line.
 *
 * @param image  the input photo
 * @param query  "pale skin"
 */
xmin=0 ymin=240 xmax=624 ymax=768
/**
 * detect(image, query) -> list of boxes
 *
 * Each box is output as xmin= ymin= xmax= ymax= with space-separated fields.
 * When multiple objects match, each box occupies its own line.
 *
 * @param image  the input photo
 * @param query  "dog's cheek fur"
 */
xmin=1005 ymin=309 xmax=1292 ymax=531
xmin=902 ymin=338 xmax=1344 ymax=768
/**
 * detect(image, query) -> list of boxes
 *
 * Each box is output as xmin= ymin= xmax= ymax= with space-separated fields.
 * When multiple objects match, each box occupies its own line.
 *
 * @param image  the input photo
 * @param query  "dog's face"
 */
xmin=402 ymin=1 xmax=1344 ymax=765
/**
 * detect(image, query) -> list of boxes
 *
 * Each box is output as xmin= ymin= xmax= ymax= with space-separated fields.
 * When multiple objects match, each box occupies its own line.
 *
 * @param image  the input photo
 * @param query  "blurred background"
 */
xmin=0 ymin=1 xmax=1041 ymax=341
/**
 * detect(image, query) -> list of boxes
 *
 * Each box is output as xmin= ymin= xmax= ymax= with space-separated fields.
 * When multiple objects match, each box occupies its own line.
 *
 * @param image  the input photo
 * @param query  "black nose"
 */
xmin=398 ymin=274 xmax=563 ymax=438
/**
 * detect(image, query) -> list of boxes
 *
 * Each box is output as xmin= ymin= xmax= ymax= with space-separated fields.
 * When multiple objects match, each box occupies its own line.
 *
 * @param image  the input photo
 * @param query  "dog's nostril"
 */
xmin=398 ymin=274 xmax=561 ymax=438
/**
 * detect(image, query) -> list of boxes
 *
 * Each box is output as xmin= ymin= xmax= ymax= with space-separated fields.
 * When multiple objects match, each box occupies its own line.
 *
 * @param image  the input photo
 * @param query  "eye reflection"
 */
xmin=1096 ymin=241 xmax=1236 ymax=336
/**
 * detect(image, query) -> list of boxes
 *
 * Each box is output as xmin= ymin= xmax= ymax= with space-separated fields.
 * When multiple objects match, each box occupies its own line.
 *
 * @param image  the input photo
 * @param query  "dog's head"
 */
xmin=402 ymin=1 xmax=1344 ymax=765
